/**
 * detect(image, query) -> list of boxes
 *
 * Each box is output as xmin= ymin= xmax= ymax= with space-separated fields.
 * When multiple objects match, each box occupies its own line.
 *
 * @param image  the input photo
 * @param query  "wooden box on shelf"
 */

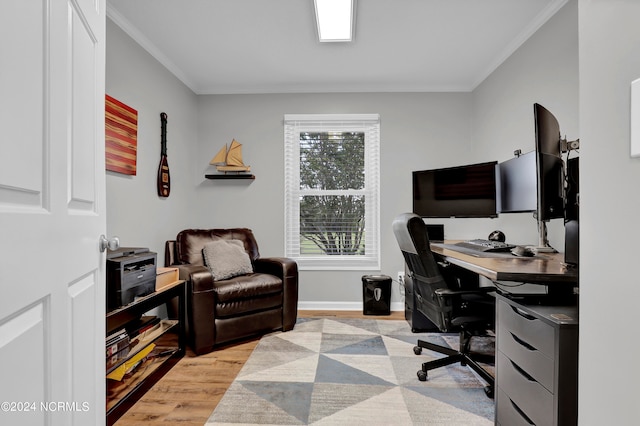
xmin=156 ymin=267 xmax=179 ymax=291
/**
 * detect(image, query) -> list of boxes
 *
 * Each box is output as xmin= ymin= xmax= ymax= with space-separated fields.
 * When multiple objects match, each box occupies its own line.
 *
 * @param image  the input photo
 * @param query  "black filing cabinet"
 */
xmin=495 ymin=294 xmax=578 ymax=426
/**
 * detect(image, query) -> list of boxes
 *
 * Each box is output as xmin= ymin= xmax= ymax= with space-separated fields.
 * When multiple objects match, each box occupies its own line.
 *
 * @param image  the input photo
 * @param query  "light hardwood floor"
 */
xmin=114 ymin=310 xmax=405 ymax=425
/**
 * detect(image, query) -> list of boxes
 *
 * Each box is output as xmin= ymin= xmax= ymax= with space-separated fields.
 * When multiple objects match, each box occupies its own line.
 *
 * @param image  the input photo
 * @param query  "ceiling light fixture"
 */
xmin=314 ymin=0 xmax=355 ymax=42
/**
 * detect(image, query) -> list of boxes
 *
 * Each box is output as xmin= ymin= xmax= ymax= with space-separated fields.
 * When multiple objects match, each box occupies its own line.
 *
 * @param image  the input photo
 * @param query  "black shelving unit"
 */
xmin=106 ymin=280 xmax=185 ymax=425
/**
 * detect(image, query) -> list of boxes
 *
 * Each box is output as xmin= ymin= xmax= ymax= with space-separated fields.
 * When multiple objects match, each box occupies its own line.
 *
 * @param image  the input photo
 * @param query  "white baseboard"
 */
xmin=298 ymin=301 xmax=405 ymax=312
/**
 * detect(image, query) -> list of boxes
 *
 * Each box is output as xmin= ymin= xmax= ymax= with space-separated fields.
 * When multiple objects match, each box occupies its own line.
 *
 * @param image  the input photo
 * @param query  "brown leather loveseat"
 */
xmin=165 ymin=228 xmax=298 ymax=355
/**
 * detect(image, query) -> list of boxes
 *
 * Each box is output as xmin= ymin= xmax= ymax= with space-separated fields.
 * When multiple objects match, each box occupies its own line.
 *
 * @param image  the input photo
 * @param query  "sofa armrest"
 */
xmin=254 ymin=257 xmax=298 ymax=331
xmin=173 ymin=264 xmax=217 ymax=354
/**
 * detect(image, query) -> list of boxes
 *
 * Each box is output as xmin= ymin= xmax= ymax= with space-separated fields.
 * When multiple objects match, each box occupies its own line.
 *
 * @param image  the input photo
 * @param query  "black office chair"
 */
xmin=392 ymin=213 xmax=495 ymax=398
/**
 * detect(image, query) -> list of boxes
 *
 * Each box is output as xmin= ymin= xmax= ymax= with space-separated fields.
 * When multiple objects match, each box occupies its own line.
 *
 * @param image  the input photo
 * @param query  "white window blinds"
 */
xmin=284 ymin=114 xmax=380 ymax=270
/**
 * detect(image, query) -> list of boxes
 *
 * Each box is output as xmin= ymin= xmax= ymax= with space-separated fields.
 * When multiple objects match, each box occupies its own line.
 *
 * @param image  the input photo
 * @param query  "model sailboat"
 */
xmin=209 ymin=139 xmax=251 ymax=172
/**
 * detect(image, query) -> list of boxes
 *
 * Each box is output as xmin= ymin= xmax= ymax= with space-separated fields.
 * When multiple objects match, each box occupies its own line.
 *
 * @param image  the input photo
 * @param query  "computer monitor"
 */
xmin=564 ymin=156 xmax=579 ymax=222
xmin=533 ymin=104 xmax=566 ymax=252
xmin=496 ymin=104 xmax=570 ymax=251
xmin=412 ymin=161 xmax=498 ymax=218
xmin=534 ymin=103 xmax=565 ymax=222
xmin=564 ymin=156 xmax=579 ymax=265
xmin=497 ymin=151 xmax=537 ymax=214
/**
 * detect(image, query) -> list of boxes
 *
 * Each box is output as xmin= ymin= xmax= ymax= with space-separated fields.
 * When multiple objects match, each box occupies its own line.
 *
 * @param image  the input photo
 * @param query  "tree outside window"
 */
xmin=284 ymin=114 xmax=380 ymax=270
xmin=299 ymin=131 xmax=365 ymax=256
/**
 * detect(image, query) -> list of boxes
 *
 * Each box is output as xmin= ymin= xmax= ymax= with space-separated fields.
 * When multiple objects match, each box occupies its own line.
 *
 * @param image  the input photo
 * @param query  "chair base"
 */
xmin=414 ymin=332 xmax=495 ymax=399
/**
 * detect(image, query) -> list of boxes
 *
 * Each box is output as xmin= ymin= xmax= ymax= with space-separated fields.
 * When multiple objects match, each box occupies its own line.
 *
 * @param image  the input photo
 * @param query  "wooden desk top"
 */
xmin=430 ymin=242 xmax=578 ymax=284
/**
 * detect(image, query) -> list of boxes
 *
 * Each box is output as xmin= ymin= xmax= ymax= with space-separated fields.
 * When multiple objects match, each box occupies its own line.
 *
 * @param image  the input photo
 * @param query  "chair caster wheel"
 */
xmin=413 ymin=346 xmax=422 ymax=355
xmin=484 ymin=386 xmax=494 ymax=399
xmin=417 ymin=370 xmax=428 ymax=381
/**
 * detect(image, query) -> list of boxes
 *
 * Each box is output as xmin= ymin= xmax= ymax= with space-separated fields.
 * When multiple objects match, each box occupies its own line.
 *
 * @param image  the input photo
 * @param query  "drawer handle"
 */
xmin=509 ymin=397 xmax=536 ymax=425
xmin=510 ymin=305 xmax=537 ymax=321
xmin=510 ymin=332 xmax=537 ymax=352
xmin=137 ymin=274 xmax=144 ymax=279
xmin=510 ymin=359 xmax=536 ymax=382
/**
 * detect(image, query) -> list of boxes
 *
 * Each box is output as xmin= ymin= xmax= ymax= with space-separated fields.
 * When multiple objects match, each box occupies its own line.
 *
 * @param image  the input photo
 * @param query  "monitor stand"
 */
xmin=534 ymin=218 xmax=557 ymax=253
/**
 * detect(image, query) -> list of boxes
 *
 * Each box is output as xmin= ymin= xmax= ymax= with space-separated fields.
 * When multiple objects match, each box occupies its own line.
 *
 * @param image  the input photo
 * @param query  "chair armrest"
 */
xmin=253 ymin=257 xmax=295 ymax=278
xmin=254 ymin=257 xmax=298 ymax=331
xmin=174 ymin=264 xmax=214 ymax=292
xmin=435 ymin=286 xmax=495 ymax=298
xmin=172 ymin=264 xmax=216 ymax=354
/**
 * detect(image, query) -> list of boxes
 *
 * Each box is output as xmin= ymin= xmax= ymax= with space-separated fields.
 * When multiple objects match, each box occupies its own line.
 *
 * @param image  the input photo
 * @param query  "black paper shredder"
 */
xmin=362 ymin=274 xmax=392 ymax=315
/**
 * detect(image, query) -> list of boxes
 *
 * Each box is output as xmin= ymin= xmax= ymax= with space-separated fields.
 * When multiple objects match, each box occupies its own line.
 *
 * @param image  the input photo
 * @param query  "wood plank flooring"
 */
xmin=113 ymin=311 xmax=404 ymax=425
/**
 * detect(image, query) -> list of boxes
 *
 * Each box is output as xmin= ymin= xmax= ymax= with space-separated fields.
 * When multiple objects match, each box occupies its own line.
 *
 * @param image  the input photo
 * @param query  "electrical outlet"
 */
xmin=397 ymin=271 xmax=405 ymax=286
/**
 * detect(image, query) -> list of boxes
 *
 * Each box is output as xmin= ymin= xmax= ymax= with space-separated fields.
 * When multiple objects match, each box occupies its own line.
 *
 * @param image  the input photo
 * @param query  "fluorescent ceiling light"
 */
xmin=314 ymin=0 xmax=355 ymax=42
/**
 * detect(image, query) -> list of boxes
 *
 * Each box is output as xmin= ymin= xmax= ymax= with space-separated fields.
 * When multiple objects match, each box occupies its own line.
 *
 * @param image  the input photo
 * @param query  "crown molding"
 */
xmin=106 ymin=3 xmax=199 ymax=93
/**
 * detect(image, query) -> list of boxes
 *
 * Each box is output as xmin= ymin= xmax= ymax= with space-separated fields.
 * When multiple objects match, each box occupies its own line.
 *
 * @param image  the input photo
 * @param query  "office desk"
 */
xmin=430 ymin=242 xmax=578 ymax=285
xmin=402 ymin=242 xmax=578 ymax=331
xmin=425 ymin=242 xmax=578 ymax=425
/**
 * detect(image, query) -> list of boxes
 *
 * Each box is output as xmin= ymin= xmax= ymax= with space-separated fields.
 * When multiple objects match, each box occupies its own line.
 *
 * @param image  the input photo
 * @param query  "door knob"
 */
xmin=99 ymin=235 xmax=120 ymax=252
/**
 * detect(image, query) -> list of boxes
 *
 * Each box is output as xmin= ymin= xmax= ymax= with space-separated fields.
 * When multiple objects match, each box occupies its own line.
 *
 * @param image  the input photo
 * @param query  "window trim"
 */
xmin=284 ymin=113 xmax=380 ymax=270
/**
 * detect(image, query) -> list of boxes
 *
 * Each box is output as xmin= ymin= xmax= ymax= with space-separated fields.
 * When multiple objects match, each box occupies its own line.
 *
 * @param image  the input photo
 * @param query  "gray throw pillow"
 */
xmin=203 ymin=239 xmax=253 ymax=281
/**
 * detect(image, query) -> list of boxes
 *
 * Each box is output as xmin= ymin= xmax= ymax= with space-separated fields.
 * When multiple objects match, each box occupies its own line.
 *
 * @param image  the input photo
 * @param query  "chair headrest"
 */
xmin=392 ymin=213 xmax=430 ymax=256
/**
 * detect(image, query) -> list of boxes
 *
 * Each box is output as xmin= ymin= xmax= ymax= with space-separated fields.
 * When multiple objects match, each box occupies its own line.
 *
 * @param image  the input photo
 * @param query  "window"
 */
xmin=284 ymin=114 xmax=380 ymax=270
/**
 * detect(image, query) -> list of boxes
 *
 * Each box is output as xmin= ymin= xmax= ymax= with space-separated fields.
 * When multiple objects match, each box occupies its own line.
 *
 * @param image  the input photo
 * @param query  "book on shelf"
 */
xmin=125 ymin=315 xmax=161 ymax=340
xmin=106 ymin=328 xmax=127 ymax=344
xmin=127 ymin=320 xmax=171 ymax=351
xmin=106 ymin=320 xmax=178 ymax=375
xmin=106 ymin=328 xmax=130 ymax=358
xmin=107 ymin=343 xmax=156 ymax=381
xmin=106 ymin=346 xmax=131 ymax=371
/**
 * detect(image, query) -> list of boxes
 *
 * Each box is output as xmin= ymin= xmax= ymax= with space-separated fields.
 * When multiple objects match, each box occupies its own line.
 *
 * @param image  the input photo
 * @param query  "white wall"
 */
xmin=105 ymin=22 xmax=476 ymax=307
xmin=106 ymin=20 xmax=199 ymax=258
xmin=472 ymin=0 xmax=579 ymax=249
xmin=579 ymin=1 xmax=640 ymax=424
xmin=194 ymin=93 xmax=473 ymax=307
xmin=105 ymin=1 xmax=580 ymax=308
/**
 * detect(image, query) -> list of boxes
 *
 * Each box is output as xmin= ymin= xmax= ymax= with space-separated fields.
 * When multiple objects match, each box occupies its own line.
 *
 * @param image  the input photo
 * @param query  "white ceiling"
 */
xmin=106 ymin=0 xmax=568 ymax=95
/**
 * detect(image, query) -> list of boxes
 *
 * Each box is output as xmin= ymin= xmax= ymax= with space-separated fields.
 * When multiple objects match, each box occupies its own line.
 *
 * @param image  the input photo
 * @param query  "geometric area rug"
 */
xmin=205 ymin=318 xmax=494 ymax=425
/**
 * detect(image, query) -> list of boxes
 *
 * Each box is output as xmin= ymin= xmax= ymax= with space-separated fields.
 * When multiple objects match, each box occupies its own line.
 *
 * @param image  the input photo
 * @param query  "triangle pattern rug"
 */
xmin=205 ymin=318 xmax=494 ymax=425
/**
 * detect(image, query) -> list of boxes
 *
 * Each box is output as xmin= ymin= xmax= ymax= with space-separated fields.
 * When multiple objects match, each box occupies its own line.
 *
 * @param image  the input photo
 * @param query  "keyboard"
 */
xmin=454 ymin=239 xmax=515 ymax=253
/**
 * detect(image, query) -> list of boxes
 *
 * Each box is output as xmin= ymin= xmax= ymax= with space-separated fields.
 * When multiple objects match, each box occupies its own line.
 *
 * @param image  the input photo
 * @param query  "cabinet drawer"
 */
xmin=497 ymin=351 xmax=553 ymax=426
xmin=498 ymin=322 xmax=554 ymax=391
xmin=496 ymin=388 xmax=536 ymax=426
xmin=498 ymin=300 xmax=554 ymax=357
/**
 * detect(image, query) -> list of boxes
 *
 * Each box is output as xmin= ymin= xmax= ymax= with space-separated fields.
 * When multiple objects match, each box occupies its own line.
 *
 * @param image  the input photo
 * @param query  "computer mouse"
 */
xmin=488 ymin=230 xmax=506 ymax=242
xmin=511 ymin=246 xmax=536 ymax=257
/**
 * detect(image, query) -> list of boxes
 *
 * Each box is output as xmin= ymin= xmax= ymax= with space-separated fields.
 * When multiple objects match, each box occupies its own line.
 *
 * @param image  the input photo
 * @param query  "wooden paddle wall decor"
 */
xmin=157 ymin=112 xmax=171 ymax=197
xmin=105 ymin=95 xmax=138 ymax=175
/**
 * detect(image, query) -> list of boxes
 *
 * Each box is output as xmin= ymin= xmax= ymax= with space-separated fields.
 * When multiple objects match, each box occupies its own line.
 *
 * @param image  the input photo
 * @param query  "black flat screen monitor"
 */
xmin=534 ymin=103 xmax=565 ymax=221
xmin=497 ymin=151 xmax=537 ymax=213
xmin=565 ymin=156 xmax=579 ymax=222
xmin=412 ymin=161 xmax=498 ymax=218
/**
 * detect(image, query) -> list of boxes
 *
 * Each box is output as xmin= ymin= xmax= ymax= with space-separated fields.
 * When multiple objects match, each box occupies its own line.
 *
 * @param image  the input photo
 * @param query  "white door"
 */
xmin=0 ymin=0 xmax=106 ymax=425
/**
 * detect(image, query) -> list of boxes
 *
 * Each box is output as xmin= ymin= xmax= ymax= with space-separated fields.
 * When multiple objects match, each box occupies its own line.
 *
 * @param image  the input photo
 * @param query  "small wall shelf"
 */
xmin=205 ymin=174 xmax=255 ymax=180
